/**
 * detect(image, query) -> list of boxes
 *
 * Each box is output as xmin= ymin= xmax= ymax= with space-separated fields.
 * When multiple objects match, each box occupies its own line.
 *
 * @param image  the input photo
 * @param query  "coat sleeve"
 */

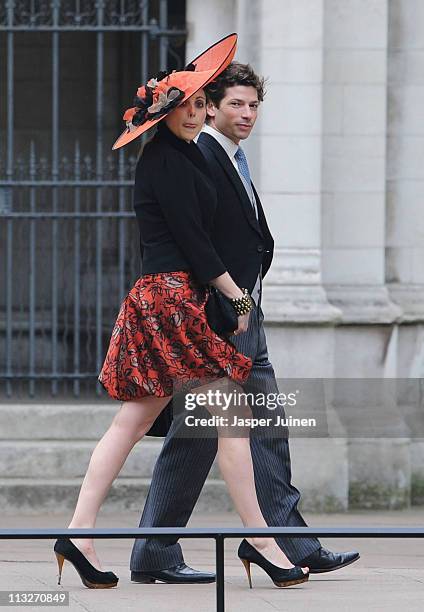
xmin=145 ymin=149 xmax=227 ymax=285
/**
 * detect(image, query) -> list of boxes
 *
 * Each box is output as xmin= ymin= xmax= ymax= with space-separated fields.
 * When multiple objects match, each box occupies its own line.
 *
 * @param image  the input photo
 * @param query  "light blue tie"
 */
xmin=235 ymin=147 xmax=261 ymax=303
xmin=235 ymin=146 xmax=258 ymax=218
xmin=234 ymin=146 xmax=251 ymax=187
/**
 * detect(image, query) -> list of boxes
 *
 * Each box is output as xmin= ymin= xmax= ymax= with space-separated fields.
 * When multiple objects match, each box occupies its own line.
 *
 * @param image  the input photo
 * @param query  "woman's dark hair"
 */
xmin=205 ymin=61 xmax=266 ymax=108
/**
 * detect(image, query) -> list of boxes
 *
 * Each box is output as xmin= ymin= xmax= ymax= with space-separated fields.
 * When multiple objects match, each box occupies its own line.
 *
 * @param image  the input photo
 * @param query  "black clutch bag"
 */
xmin=205 ymin=285 xmax=238 ymax=335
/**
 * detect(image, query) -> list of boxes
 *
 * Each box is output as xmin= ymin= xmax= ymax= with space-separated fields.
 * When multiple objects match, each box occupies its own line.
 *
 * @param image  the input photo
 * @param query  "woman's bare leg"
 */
xmin=67 ymin=395 xmax=171 ymax=569
xmin=199 ymin=378 xmax=307 ymax=571
xmin=217 ymin=436 xmax=308 ymax=569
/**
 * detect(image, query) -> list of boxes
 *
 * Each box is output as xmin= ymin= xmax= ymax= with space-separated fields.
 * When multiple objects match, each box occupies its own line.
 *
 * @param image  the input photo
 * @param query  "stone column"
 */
xmin=321 ymin=0 xmax=410 ymax=509
xmin=321 ymin=0 xmax=400 ymax=325
xmin=185 ymin=0 xmax=236 ymax=63
xmin=386 ymin=0 xmax=424 ymax=329
xmin=253 ymin=0 xmax=341 ymax=327
xmin=387 ymin=0 xmax=424 ymax=507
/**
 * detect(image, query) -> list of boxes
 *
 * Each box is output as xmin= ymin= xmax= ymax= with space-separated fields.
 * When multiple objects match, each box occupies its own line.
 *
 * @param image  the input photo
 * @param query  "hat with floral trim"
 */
xmin=112 ymin=33 xmax=237 ymax=150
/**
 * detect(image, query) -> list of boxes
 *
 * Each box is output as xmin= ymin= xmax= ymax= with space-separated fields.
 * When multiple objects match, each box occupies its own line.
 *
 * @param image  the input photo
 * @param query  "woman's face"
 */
xmin=165 ymin=90 xmax=207 ymax=142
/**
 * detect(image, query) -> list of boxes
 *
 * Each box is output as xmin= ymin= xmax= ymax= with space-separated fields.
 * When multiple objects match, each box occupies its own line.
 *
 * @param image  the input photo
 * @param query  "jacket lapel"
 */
xmin=198 ymin=132 xmax=263 ymax=238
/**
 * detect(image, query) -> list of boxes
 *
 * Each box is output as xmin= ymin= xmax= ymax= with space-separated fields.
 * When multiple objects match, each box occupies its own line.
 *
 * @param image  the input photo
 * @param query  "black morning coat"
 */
xmin=136 ymin=122 xmax=274 ymax=436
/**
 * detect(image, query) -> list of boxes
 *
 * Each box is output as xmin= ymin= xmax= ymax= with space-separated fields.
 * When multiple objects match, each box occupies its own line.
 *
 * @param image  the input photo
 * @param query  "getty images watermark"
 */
xmin=171 ymin=378 xmax=424 ymax=439
xmin=184 ymin=388 xmax=316 ymax=429
xmin=175 ymin=386 xmax=318 ymax=436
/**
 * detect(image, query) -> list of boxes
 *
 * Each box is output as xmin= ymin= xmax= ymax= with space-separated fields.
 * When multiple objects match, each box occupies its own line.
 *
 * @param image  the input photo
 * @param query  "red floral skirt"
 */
xmin=98 ymin=271 xmax=253 ymax=400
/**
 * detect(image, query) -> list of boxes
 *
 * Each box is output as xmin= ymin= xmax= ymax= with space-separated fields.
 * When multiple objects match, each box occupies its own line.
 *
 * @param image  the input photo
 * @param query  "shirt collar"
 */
xmin=200 ymin=124 xmax=239 ymax=160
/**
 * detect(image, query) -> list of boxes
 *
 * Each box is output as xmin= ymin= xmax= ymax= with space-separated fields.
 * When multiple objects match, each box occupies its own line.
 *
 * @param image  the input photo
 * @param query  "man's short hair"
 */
xmin=205 ymin=61 xmax=266 ymax=108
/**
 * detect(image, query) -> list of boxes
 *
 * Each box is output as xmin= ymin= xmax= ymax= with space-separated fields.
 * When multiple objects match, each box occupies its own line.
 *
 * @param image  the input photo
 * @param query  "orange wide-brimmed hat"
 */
xmin=112 ymin=33 xmax=237 ymax=150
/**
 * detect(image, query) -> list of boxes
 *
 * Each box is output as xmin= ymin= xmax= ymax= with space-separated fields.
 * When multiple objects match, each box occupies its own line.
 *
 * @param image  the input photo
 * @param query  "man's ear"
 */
xmin=206 ymin=101 xmax=216 ymax=119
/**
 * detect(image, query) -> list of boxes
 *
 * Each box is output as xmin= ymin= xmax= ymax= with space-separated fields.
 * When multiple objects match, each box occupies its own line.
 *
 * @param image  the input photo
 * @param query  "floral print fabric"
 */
xmin=98 ymin=271 xmax=252 ymax=400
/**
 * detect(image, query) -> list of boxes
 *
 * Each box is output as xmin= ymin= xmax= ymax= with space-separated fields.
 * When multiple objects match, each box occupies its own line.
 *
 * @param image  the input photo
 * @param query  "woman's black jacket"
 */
xmin=134 ymin=122 xmax=226 ymax=285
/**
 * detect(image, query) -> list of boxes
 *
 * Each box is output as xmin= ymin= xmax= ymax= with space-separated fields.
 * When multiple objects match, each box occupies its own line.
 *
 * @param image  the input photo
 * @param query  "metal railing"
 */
xmin=1 ymin=526 xmax=423 ymax=612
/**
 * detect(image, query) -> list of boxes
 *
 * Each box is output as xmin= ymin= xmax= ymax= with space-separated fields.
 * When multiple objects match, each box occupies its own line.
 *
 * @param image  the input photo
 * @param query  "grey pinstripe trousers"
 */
xmin=130 ymin=301 xmax=320 ymax=570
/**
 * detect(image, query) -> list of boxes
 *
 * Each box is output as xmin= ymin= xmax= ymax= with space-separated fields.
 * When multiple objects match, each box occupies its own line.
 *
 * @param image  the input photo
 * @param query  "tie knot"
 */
xmin=235 ymin=147 xmax=246 ymax=162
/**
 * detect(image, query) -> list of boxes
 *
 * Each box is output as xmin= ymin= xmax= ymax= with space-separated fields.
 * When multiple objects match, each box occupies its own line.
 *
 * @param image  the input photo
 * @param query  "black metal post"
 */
xmin=216 ymin=535 xmax=225 ymax=612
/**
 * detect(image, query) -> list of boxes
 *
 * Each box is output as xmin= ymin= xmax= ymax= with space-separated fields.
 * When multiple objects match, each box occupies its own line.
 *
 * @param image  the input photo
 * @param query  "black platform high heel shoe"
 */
xmin=53 ymin=539 xmax=119 ymax=589
xmin=238 ymin=539 xmax=309 ymax=588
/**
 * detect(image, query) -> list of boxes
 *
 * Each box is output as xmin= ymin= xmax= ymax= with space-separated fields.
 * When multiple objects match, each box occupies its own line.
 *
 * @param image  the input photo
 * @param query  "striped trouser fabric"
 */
xmin=130 ymin=302 xmax=321 ymax=571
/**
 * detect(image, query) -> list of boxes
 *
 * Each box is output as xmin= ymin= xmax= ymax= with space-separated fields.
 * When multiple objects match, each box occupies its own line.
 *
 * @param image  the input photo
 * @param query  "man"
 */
xmin=130 ymin=62 xmax=359 ymax=583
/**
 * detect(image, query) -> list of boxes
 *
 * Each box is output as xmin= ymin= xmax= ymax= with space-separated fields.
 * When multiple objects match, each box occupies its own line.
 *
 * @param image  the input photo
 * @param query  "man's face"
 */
xmin=206 ymin=85 xmax=259 ymax=144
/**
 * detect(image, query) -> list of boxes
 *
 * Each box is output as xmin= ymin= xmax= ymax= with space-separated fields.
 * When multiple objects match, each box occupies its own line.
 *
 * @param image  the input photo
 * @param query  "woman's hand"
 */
xmin=208 ymin=272 xmax=253 ymax=337
xmin=233 ymin=311 xmax=250 ymax=336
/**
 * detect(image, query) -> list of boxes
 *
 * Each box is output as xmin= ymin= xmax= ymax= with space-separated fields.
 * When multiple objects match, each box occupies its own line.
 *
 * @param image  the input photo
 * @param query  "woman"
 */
xmin=53 ymin=35 xmax=309 ymax=590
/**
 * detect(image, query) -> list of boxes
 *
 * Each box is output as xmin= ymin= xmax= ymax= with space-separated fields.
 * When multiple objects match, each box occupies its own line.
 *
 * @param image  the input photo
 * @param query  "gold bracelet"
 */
xmin=229 ymin=288 xmax=254 ymax=316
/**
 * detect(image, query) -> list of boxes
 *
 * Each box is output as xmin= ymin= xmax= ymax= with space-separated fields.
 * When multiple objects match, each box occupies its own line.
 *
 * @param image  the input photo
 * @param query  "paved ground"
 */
xmin=0 ymin=509 xmax=423 ymax=611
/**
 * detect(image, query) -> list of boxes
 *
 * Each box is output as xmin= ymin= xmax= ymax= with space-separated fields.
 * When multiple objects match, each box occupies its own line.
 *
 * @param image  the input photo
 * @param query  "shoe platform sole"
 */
xmin=273 ymin=574 xmax=309 ymax=587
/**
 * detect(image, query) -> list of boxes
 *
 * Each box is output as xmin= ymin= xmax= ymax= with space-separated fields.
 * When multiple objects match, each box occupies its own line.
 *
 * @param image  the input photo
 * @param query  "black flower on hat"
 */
xmin=123 ymin=69 xmax=186 ymax=130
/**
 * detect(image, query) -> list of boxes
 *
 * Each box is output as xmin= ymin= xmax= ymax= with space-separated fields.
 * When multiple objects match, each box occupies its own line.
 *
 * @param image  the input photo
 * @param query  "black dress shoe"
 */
xmin=297 ymin=547 xmax=360 ymax=574
xmin=131 ymin=563 xmax=215 ymax=584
